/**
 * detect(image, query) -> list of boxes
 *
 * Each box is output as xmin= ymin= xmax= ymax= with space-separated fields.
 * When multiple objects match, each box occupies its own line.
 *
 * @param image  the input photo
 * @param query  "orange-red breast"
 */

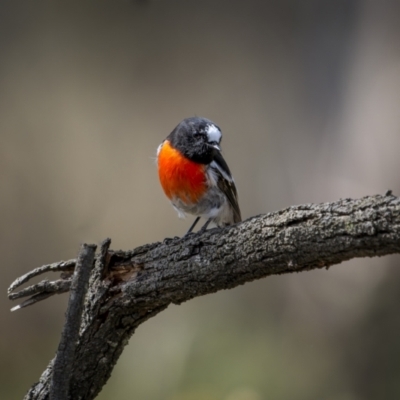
xmin=157 ymin=117 xmax=241 ymax=234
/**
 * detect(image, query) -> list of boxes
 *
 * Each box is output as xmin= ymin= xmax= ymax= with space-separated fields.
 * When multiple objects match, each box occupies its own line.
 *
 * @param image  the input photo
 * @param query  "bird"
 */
xmin=157 ymin=117 xmax=241 ymax=235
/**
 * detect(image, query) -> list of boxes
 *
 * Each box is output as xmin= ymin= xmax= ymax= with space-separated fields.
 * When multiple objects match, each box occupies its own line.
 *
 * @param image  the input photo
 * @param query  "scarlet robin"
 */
xmin=157 ymin=117 xmax=241 ymax=234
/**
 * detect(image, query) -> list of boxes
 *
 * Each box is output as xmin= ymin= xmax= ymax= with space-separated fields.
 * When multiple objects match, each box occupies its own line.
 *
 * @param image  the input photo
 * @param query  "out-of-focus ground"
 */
xmin=1 ymin=1 xmax=400 ymax=399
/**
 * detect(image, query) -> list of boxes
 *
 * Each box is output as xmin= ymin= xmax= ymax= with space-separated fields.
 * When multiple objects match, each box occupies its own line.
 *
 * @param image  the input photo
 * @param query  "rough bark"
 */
xmin=50 ymin=244 xmax=96 ymax=400
xmin=8 ymin=194 xmax=400 ymax=400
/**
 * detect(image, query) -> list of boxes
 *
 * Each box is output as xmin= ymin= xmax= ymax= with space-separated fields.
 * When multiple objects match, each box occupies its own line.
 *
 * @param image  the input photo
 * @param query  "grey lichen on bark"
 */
xmin=9 ymin=194 xmax=400 ymax=400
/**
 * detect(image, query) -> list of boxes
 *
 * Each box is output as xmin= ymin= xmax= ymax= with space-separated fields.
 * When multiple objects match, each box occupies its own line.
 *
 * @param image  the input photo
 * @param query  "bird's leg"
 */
xmin=185 ymin=216 xmax=201 ymax=235
xmin=199 ymin=218 xmax=212 ymax=233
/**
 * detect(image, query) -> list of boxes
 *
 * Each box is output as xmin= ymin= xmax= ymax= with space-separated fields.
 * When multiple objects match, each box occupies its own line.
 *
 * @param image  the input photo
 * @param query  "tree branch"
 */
xmin=50 ymin=243 xmax=96 ymax=400
xmin=8 ymin=194 xmax=400 ymax=400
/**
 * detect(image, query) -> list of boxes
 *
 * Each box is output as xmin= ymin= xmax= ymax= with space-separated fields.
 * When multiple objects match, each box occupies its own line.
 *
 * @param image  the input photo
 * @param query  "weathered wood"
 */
xmin=9 ymin=194 xmax=400 ymax=400
xmin=50 ymin=244 xmax=96 ymax=400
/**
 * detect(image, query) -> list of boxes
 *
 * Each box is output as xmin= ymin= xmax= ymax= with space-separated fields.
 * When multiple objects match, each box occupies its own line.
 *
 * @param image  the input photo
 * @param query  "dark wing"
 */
xmin=210 ymin=149 xmax=242 ymax=223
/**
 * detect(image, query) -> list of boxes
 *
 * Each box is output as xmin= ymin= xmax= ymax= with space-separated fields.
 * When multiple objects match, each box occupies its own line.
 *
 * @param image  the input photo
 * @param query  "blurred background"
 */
xmin=1 ymin=1 xmax=400 ymax=399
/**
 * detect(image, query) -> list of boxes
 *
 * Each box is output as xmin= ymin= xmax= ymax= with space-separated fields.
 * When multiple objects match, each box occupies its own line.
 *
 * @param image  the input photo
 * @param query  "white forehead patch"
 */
xmin=206 ymin=124 xmax=222 ymax=143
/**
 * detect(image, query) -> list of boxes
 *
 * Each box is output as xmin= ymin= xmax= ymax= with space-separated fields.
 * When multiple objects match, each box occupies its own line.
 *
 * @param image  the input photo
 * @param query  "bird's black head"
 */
xmin=168 ymin=117 xmax=222 ymax=164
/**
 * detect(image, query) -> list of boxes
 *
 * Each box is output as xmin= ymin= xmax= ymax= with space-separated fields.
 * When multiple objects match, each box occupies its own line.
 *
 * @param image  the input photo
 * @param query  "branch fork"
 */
xmin=8 ymin=194 xmax=400 ymax=400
